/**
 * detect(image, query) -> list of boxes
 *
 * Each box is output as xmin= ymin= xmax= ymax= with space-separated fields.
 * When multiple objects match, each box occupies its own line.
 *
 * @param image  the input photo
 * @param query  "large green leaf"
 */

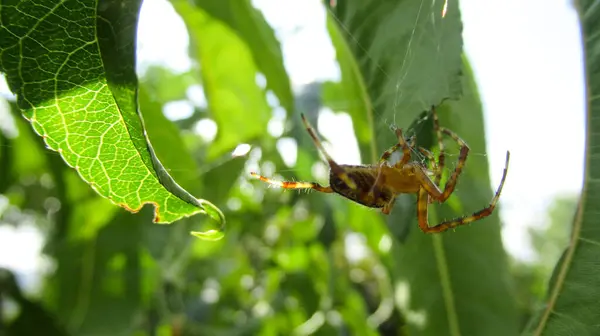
xmin=328 ymin=0 xmax=463 ymax=136
xmin=0 ymin=0 xmax=223 ymax=238
xmin=524 ymin=1 xmax=600 ymax=335
xmin=66 ymin=81 xmax=203 ymax=243
xmin=327 ymin=1 xmax=519 ymax=335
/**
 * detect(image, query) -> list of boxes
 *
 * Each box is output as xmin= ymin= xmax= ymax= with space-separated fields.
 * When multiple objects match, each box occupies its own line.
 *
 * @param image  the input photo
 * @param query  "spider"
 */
xmin=250 ymin=107 xmax=510 ymax=233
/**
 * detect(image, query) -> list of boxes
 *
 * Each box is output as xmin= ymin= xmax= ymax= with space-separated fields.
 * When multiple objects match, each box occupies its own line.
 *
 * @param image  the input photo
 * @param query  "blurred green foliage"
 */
xmin=0 ymin=0 xmax=591 ymax=335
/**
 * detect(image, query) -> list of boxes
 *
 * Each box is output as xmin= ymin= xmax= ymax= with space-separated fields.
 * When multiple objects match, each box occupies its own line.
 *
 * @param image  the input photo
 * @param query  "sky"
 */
xmin=0 ymin=0 xmax=586 ymax=281
xmin=459 ymin=0 xmax=584 ymax=259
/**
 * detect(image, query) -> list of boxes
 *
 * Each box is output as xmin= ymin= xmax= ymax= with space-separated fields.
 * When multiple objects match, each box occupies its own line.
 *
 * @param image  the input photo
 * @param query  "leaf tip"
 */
xmin=190 ymin=230 xmax=225 ymax=241
xmin=189 ymin=199 xmax=226 ymax=241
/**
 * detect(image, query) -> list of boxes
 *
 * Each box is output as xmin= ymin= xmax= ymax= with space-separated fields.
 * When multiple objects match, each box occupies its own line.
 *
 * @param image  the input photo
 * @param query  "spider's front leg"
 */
xmin=250 ymin=172 xmax=334 ymax=193
xmin=433 ymin=127 xmax=470 ymax=202
xmin=415 ymin=151 xmax=511 ymax=233
xmin=379 ymin=128 xmax=414 ymax=166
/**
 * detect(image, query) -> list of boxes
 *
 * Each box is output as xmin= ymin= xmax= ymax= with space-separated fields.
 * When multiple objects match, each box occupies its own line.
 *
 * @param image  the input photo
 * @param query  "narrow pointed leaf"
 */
xmin=525 ymin=1 xmax=600 ymax=334
xmin=192 ymin=0 xmax=294 ymax=114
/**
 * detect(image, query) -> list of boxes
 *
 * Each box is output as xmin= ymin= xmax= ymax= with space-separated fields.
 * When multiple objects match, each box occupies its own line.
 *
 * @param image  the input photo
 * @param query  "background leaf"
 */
xmin=192 ymin=0 xmax=294 ymax=115
xmin=173 ymin=0 xmax=274 ymax=159
xmin=524 ymin=0 xmax=600 ymax=335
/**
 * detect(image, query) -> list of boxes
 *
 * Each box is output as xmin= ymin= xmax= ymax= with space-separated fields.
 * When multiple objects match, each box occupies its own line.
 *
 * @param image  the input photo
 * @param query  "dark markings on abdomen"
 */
xmin=329 ymin=165 xmax=393 ymax=208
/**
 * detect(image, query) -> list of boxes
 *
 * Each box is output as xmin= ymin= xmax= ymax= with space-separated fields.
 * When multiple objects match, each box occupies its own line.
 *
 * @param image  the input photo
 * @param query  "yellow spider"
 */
xmin=251 ymin=107 xmax=510 ymax=233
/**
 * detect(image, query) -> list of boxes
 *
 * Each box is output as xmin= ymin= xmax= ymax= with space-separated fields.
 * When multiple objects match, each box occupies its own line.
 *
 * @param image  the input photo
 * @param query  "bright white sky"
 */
xmin=460 ymin=0 xmax=584 ymax=260
xmin=0 ymin=0 xmax=585 ymax=280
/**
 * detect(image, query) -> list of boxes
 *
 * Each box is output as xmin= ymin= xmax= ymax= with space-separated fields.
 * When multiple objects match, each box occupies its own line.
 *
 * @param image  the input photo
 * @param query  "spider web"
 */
xmin=324 ymin=0 xmax=464 ymax=166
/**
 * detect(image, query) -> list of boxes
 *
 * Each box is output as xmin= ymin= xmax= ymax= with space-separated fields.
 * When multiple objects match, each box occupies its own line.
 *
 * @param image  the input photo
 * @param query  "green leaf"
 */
xmin=328 ymin=0 xmax=463 ymax=133
xmin=525 ymin=1 xmax=600 ymax=334
xmin=173 ymin=0 xmax=271 ymax=159
xmin=201 ymin=156 xmax=247 ymax=205
xmin=0 ymin=268 xmax=69 ymax=336
xmin=191 ymin=0 xmax=294 ymax=114
xmin=327 ymin=1 xmax=519 ymax=335
xmin=46 ymin=209 xmax=155 ymax=335
xmin=142 ymin=66 xmax=202 ymax=103
xmin=4 ymin=101 xmax=47 ymax=180
xmin=0 ymin=0 xmax=224 ymax=237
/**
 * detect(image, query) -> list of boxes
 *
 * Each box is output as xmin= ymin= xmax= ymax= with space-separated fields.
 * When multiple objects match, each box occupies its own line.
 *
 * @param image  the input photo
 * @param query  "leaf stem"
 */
xmin=433 ymin=234 xmax=461 ymax=336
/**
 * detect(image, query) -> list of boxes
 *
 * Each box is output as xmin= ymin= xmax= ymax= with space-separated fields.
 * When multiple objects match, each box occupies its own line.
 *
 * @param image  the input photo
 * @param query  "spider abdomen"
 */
xmin=329 ymin=165 xmax=394 ymax=209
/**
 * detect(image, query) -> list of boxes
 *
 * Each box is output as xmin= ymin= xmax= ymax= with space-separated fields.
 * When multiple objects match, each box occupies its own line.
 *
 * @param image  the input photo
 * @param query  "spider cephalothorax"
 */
xmin=251 ymin=107 xmax=510 ymax=233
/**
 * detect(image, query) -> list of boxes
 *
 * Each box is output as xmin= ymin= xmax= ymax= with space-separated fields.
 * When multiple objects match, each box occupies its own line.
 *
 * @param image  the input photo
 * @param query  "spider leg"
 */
xmin=416 ymin=151 xmax=510 ymax=233
xmin=407 ymin=163 xmax=444 ymax=199
xmin=382 ymin=195 xmax=396 ymax=215
xmin=379 ymin=129 xmax=414 ymax=166
xmin=431 ymin=106 xmax=445 ymax=185
xmin=417 ymin=147 xmax=440 ymax=204
xmin=250 ymin=172 xmax=334 ymax=193
xmin=430 ymin=127 xmax=470 ymax=202
xmin=300 ymin=114 xmax=357 ymax=189
xmin=389 ymin=128 xmax=413 ymax=167
xmin=416 ymin=147 xmax=439 ymax=178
